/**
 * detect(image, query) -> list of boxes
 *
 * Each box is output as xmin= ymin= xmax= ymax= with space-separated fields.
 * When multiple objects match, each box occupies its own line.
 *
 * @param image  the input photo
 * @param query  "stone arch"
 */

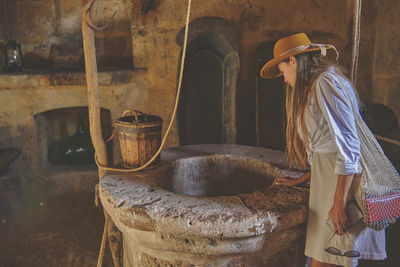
xmin=176 ymin=17 xmax=240 ymax=145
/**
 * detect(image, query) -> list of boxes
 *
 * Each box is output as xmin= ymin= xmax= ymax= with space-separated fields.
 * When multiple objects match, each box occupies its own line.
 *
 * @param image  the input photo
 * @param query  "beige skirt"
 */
xmin=305 ymin=152 xmax=387 ymax=267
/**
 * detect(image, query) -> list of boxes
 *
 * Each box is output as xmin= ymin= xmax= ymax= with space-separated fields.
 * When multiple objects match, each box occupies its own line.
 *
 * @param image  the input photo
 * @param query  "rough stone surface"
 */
xmin=100 ymin=144 xmax=309 ymax=266
xmin=1 ymin=0 xmax=400 ymax=172
xmin=0 ymin=69 xmax=148 ymax=173
xmin=0 ymin=1 xmax=399 ymax=265
xmin=358 ymin=0 xmax=400 ymax=121
xmin=0 ymin=0 xmax=356 ymax=153
xmin=0 ymin=0 xmax=133 ymax=70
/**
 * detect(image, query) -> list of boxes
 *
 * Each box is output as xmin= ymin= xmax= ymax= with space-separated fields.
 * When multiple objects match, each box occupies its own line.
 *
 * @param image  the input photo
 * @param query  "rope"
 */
xmin=95 ymin=1 xmax=192 ymax=266
xmin=95 ymin=184 xmax=100 ymax=207
xmin=94 ymin=0 xmax=192 ymax=173
xmin=97 ymin=209 xmax=110 ymax=267
xmin=374 ymin=134 xmax=400 ymax=147
xmin=105 ymin=127 xmax=117 ymax=143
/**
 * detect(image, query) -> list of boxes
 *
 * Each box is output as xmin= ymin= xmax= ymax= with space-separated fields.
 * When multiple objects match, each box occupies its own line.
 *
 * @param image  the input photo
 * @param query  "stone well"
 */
xmin=100 ymin=144 xmax=309 ymax=266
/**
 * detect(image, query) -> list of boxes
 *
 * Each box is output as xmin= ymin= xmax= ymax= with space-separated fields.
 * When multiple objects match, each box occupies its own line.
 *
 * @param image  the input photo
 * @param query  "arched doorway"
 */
xmin=177 ymin=19 xmax=239 ymax=145
xmin=180 ymin=50 xmax=223 ymax=144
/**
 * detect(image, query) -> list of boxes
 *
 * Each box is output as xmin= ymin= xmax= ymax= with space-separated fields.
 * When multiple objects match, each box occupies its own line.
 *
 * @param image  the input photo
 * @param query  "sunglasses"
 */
xmin=325 ymin=219 xmax=360 ymax=258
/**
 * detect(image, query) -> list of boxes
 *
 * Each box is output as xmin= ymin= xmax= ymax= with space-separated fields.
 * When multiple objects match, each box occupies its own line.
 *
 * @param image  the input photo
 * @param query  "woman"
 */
xmin=261 ymin=33 xmax=386 ymax=267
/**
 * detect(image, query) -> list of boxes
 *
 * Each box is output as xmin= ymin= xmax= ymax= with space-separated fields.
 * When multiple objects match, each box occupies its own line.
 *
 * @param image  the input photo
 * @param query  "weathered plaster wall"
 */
xmin=371 ymin=0 xmax=400 ymax=120
xmin=0 ymin=71 xmax=148 ymax=171
xmin=0 ymin=0 xmax=133 ymax=69
xmin=0 ymin=0 xmax=349 ymax=169
xmin=357 ymin=0 xmax=378 ymax=105
xmin=1 ymin=0 xmax=399 ymax=173
xmin=357 ymin=0 xmax=400 ymax=120
xmin=131 ymin=0 xmax=350 ymax=145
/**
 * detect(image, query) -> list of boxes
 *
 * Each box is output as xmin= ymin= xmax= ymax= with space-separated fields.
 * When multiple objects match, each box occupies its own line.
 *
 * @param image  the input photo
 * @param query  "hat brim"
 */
xmin=260 ymin=47 xmax=334 ymax=79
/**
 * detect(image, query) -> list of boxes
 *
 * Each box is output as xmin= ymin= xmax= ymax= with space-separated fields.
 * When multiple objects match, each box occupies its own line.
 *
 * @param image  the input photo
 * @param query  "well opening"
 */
xmin=167 ymin=154 xmax=281 ymax=196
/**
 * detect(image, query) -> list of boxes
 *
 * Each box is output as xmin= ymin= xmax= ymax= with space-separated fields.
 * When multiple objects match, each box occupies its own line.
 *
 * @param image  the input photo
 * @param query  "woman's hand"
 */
xmin=329 ymin=174 xmax=354 ymax=235
xmin=328 ymin=201 xmax=350 ymax=235
xmin=272 ymin=171 xmax=311 ymax=187
xmin=273 ymin=177 xmax=300 ymax=186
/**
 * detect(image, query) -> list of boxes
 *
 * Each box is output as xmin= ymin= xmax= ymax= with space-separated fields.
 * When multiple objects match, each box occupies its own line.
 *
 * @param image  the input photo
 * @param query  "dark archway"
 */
xmin=176 ymin=17 xmax=239 ymax=145
xmin=180 ymin=50 xmax=223 ymax=144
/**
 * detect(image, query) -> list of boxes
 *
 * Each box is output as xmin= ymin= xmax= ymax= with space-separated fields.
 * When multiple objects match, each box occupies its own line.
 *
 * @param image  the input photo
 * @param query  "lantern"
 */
xmin=5 ymin=40 xmax=23 ymax=71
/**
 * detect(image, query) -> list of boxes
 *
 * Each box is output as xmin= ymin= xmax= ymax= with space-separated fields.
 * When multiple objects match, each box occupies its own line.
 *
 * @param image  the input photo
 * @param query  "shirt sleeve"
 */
xmin=314 ymin=72 xmax=360 ymax=175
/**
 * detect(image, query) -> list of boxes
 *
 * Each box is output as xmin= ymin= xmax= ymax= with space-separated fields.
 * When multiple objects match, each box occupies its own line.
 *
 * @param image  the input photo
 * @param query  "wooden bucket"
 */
xmin=115 ymin=110 xmax=163 ymax=168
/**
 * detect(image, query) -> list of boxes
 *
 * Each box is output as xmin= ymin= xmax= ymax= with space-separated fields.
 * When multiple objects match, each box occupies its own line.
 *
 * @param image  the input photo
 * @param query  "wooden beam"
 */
xmin=81 ymin=0 xmax=108 ymax=177
xmin=81 ymin=1 xmax=122 ymax=266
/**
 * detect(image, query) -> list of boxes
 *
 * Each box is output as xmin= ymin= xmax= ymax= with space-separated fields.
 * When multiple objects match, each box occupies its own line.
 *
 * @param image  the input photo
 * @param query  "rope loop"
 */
xmin=94 ymin=0 xmax=192 ymax=173
xmin=96 ymin=2 xmax=192 ymax=266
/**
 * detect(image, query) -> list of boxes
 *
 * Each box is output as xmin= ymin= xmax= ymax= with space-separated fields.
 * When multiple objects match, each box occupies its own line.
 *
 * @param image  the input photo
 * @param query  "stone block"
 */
xmin=95 ymin=35 xmax=133 ymax=69
xmin=50 ymin=43 xmax=84 ymax=70
xmin=0 ymin=6 xmax=6 ymax=39
xmin=131 ymin=30 xmax=150 ymax=69
xmin=13 ymin=0 xmax=55 ymax=44
xmin=360 ymin=0 xmax=379 ymax=34
xmin=376 ymin=0 xmax=400 ymax=33
xmin=358 ymin=33 xmax=376 ymax=70
xmin=373 ymin=33 xmax=400 ymax=75
xmin=59 ymin=0 xmax=81 ymax=34
xmin=101 ymin=145 xmax=309 ymax=266
xmin=356 ymin=72 xmax=373 ymax=104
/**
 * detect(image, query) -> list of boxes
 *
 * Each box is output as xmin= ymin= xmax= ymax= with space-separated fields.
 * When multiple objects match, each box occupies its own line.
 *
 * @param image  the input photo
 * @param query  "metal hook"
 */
xmin=85 ymin=0 xmax=117 ymax=31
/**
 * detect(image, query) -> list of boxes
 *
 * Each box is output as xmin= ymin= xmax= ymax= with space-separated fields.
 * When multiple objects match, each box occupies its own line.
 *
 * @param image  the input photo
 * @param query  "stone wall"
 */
xmin=0 ymin=71 xmax=148 ymax=172
xmin=0 ymin=0 xmax=133 ymax=70
xmin=0 ymin=0 xmax=399 ymax=172
xmin=130 ymin=0 xmax=350 ymax=145
xmin=371 ymin=0 xmax=400 ymax=119
xmin=1 ymin=1 xmax=399 ymax=266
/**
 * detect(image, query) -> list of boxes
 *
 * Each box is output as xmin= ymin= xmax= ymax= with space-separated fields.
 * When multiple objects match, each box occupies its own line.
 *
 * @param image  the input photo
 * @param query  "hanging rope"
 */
xmin=97 ymin=210 xmax=111 ymax=267
xmin=94 ymin=0 xmax=192 ymax=173
xmin=95 ymin=0 xmax=192 ymax=266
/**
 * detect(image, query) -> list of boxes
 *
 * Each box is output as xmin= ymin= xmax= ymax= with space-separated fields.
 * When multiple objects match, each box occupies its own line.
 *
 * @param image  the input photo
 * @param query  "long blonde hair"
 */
xmin=285 ymin=52 xmax=346 ymax=168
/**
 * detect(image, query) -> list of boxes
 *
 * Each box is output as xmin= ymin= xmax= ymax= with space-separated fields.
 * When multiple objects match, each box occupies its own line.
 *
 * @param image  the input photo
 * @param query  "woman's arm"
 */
xmin=328 ymin=174 xmax=354 ymax=235
xmin=273 ymin=171 xmax=311 ymax=186
xmin=315 ymin=73 xmax=360 ymax=234
xmin=315 ymin=73 xmax=361 ymax=175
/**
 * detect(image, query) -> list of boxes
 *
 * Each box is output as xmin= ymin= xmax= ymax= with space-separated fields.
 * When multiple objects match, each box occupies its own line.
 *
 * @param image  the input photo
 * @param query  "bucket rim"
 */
xmin=115 ymin=115 xmax=163 ymax=127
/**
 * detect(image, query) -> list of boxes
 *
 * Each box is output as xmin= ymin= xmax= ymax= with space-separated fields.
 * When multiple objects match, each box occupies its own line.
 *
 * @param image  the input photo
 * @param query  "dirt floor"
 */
xmin=0 ymin=172 xmax=399 ymax=267
xmin=0 ymin=174 xmax=113 ymax=267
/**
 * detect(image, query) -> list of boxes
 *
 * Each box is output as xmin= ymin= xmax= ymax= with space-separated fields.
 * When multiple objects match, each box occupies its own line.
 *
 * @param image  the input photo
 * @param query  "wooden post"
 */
xmin=81 ymin=0 xmax=107 ymax=174
xmin=348 ymin=0 xmax=362 ymax=86
xmin=81 ymin=1 xmax=122 ymax=266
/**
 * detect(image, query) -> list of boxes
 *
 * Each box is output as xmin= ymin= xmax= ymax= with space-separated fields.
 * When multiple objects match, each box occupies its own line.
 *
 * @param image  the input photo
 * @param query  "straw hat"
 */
xmin=260 ymin=33 xmax=338 ymax=79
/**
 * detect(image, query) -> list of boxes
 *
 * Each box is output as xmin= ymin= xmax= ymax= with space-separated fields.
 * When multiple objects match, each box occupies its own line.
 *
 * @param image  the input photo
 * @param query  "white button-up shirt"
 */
xmin=302 ymin=67 xmax=361 ymax=175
